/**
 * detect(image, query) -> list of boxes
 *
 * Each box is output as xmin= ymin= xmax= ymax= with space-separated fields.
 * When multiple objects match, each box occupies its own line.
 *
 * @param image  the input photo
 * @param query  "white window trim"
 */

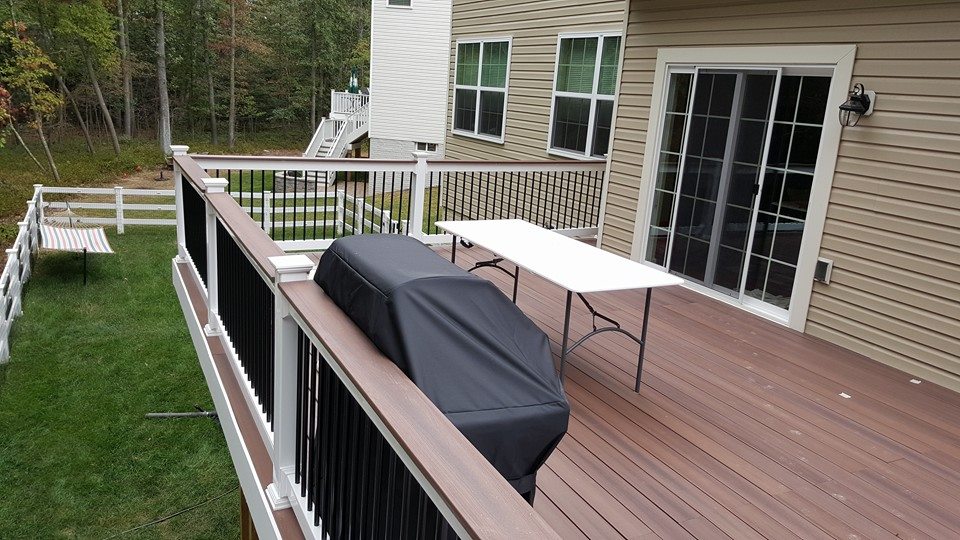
xmin=451 ymin=37 xmax=513 ymax=144
xmin=386 ymin=0 xmax=412 ymax=8
xmin=628 ymin=45 xmax=857 ymax=332
xmin=547 ymin=31 xmax=622 ymax=160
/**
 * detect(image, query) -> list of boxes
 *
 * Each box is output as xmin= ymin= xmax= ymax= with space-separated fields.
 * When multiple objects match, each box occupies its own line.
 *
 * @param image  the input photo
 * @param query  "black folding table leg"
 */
xmin=451 ymin=235 xmax=457 ymax=263
xmin=559 ymin=290 xmax=573 ymax=381
xmin=512 ymin=266 xmax=520 ymax=303
xmin=635 ymin=288 xmax=652 ymax=392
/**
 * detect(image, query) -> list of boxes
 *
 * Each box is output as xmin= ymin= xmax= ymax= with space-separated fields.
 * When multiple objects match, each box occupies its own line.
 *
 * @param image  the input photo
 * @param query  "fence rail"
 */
xmin=173 ymin=148 xmax=566 ymax=539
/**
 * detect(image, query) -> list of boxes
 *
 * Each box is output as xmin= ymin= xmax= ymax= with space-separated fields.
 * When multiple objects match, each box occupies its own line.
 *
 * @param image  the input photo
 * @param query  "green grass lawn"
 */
xmin=0 ymin=227 xmax=239 ymax=539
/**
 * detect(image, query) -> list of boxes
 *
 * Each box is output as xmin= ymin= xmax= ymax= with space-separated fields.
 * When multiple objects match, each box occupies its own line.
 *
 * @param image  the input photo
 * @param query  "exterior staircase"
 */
xmin=297 ymin=91 xmax=370 ymax=186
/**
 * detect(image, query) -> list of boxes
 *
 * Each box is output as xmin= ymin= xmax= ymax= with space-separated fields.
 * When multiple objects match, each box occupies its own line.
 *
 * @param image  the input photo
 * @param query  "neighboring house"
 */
xmin=368 ymin=0 xmax=452 ymax=158
xmin=444 ymin=0 xmax=960 ymax=392
xmin=304 ymin=0 xmax=451 ymax=162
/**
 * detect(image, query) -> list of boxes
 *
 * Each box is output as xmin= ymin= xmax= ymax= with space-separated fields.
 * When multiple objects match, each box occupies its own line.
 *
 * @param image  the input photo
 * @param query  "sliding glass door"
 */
xmin=645 ymin=66 xmax=831 ymax=318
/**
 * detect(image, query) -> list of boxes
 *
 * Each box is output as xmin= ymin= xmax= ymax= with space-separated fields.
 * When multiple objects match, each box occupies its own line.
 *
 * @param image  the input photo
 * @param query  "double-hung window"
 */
xmin=549 ymin=33 xmax=621 ymax=158
xmin=453 ymin=39 xmax=511 ymax=142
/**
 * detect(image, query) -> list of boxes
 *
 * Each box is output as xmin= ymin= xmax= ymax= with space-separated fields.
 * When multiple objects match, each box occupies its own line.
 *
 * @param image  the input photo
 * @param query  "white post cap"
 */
xmin=269 ymin=255 xmax=315 ymax=283
xmin=202 ymin=178 xmax=229 ymax=193
xmin=170 ymin=145 xmax=190 ymax=156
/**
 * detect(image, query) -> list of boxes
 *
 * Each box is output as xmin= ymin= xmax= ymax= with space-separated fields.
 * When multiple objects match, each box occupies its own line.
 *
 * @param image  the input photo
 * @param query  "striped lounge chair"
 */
xmin=41 ymin=223 xmax=114 ymax=285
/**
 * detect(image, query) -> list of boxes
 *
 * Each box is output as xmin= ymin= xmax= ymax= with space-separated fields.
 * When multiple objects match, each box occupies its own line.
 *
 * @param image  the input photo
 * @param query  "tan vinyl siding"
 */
xmin=447 ymin=0 xmax=627 ymax=161
xmin=604 ymin=0 xmax=960 ymax=390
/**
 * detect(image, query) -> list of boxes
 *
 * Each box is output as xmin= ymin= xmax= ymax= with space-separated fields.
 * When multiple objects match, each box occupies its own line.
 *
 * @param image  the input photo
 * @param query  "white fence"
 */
xmin=41 ymin=186 xmax=177 ymax=233
xmin=0 ymin=185 xmax=42 ymax=363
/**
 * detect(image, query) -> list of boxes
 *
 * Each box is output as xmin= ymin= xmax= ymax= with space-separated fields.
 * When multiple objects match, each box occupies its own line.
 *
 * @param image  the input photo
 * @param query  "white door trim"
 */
xmin=629 ymin=45 xmax=857 ymax=331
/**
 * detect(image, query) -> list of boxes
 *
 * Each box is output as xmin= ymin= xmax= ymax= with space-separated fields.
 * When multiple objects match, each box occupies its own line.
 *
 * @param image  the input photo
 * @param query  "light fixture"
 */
xmin=838 ymin=83 xmax=875 ymax=127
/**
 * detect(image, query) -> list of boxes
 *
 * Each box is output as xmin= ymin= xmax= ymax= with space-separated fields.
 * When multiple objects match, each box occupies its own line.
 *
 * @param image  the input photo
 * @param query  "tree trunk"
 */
xmin=34 ymin=118 xmax=60 ymax=181
xmin=227 ymin=0 xmax=236 ymax=149
xmin=156 ymin=0 xmax=172 ymax=154
xmin=10 ymin=124 xmax=47 ymax=174
xmin=208 ymin=67 xmax=218 ymax=145
xmin=309 ymin=13 xmax=317 ymax=130
xmin=56 ymin=75 xmax=95 ymax=154
xmin=117 ymin=0 xmax=133 ymax=139
xmin=86 ymin=55 xmax=121 ymax=155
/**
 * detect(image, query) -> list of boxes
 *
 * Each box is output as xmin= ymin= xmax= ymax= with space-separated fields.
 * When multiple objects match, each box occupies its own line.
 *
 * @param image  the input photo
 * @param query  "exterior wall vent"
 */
xmin=814 ymin=258 xmax=834 ymax=284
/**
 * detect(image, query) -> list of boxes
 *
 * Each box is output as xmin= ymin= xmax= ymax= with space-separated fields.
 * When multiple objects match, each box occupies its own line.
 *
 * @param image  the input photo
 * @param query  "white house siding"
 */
xmin=603 ymin=0 xmax=960 ymax=391
xmin=370 ymin=0 xmax=452 ymax=158
xmin=446 ymin=0 xmax=627 ymax=160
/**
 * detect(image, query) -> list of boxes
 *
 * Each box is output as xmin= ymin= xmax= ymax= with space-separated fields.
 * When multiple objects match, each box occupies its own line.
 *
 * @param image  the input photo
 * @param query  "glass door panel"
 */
xmin=743 ymin=75 xmax=830 ymax=310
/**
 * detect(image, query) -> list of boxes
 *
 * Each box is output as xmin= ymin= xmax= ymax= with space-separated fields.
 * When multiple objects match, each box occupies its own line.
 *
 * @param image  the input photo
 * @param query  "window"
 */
xmin=387 ymin=0 xmax=411 ymax=6
xmin=549 ymin=33 xmax=621 ymax=158
xmin=453 ymin=39 xmax=511 ymax=141
xmin=416 ymin=142 xmax=438 ymax=152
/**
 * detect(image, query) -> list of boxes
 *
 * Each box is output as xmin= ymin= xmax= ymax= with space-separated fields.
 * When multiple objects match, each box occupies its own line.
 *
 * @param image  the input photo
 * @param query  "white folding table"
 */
xmin=435 ymin=219 xmax=683 ymax=391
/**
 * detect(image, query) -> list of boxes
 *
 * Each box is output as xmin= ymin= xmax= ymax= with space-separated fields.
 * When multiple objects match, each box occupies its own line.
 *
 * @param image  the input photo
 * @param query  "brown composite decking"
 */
xmin=429 ymin=244 xmax=960 ymax=540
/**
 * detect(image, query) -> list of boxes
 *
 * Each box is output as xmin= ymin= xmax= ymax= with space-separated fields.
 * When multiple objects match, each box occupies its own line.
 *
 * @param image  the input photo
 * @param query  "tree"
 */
xmin=116 ymin=0 xmax=132 ymax=138
xmin=155 ymin=0 xmax=170 ymax=153
xmin=1 ymin=18 xmax=62 ymax=179
xmin=55 ymin=0 xmax=121 ymax=154
xmin=227 ymin=0 xmax=235 ymax=148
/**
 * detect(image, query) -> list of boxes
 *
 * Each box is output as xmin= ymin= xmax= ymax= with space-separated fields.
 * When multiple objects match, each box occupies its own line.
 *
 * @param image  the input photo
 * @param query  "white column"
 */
xmin=114 ymin=186 xmax=125 ymax=234
xmin=265 ymin=254 xmax=315 ymax=510
xmin=263 ymin=191 xmax=273 ymax=236
xmin=171 ymin=145 xmax=190 ymax=261
xmin=202 ymin=178 xmax=229 ymax=336
xmin=409 ymin=152 xmax=429 ymax=240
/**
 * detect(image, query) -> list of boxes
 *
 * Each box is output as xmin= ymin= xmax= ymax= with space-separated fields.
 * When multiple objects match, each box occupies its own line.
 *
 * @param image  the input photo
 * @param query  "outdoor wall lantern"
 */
xmin=838 ymin=83 xmax=876 ymax=127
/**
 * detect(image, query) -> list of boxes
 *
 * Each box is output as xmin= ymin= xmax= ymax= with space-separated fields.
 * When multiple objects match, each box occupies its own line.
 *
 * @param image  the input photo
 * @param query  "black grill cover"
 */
xmin=314 ymin=234 xmax=569 ymax=495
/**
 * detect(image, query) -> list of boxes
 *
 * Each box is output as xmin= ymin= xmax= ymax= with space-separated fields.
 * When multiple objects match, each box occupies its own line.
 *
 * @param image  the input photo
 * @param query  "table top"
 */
xmin=435 ymin=219 xmax=684 ymax=294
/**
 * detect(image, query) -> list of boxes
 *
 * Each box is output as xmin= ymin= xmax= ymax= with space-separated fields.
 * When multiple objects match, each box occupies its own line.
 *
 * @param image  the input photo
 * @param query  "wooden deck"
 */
xmin=436 ymin=244 xmax=960 ymax=540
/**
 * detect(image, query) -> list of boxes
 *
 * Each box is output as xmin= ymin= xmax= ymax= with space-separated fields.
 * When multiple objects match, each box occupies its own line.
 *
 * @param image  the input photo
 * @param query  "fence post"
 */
xmin=264 ymin=191 xmax=273 ymax=236
xmin=202 ymin=178 xmax=229 ymax=336
xmin=265 ymin=254 xmax=314 ymax=509
xmin=171 ymin=145 xmax=190 ymax=262
xmin=335 ymin=190 xmax=345 ymax=236
xmin=114 ymin=186 xmax=125 ymax=234
xmin=410 ymin=152 xmax=429 ymax=240
xmin=34 ymin=184 xmax=44 ymax=225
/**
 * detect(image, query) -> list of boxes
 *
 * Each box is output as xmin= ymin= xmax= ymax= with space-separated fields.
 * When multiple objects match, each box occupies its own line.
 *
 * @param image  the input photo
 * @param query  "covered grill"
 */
xmin=314 ymin=234 xmax=569 ymax=499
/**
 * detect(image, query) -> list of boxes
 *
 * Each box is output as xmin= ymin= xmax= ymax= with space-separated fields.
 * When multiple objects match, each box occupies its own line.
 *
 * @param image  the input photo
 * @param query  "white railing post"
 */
xmin=265 ymin=254 xmax=314 ymax=510
xmin=409 ymin=152 xmax=429 ymax=240
xmin=171 ymin=145 xmax=190 ymax=261
xmin=202 ymin=178 xmax=228 ymax=336
xmin=114 ymin=186 xmax=125 ymax=234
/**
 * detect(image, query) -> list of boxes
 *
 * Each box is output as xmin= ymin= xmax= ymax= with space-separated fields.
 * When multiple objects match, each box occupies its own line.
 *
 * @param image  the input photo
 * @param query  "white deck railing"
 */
xmin=329 ymin=90 xmax=369 ymax=116
xmin=172 ymin=147 xmax=563 ymax=539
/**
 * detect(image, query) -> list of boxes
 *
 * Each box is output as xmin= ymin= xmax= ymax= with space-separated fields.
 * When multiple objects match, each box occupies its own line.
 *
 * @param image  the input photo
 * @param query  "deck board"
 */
xmin=431 ymin=244 xmax=960 ymax=540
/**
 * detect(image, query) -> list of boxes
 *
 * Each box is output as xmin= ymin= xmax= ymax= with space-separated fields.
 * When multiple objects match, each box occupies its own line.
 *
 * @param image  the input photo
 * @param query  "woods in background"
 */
xmin=0 ymin=0 xmax=370 ymax=177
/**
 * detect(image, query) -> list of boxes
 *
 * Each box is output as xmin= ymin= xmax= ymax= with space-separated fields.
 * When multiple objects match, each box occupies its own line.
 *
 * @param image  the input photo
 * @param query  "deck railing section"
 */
xmin=189 ymin=155 xmax=606 ymax=252
xmin=330 ymin=90 xmax=369 ymax=116
xmin=173 ymin=148 xmax=561 ymax=539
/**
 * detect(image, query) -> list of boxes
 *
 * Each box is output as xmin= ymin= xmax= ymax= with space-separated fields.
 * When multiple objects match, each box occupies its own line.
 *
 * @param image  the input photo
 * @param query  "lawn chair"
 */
xmin=40 ymin=203 xmax=114 ymax=285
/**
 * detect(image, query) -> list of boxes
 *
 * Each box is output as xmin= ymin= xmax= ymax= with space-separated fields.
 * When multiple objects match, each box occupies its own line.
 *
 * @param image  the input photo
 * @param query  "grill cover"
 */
xmin=314 ymin=234 xmax=569 ymax=495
